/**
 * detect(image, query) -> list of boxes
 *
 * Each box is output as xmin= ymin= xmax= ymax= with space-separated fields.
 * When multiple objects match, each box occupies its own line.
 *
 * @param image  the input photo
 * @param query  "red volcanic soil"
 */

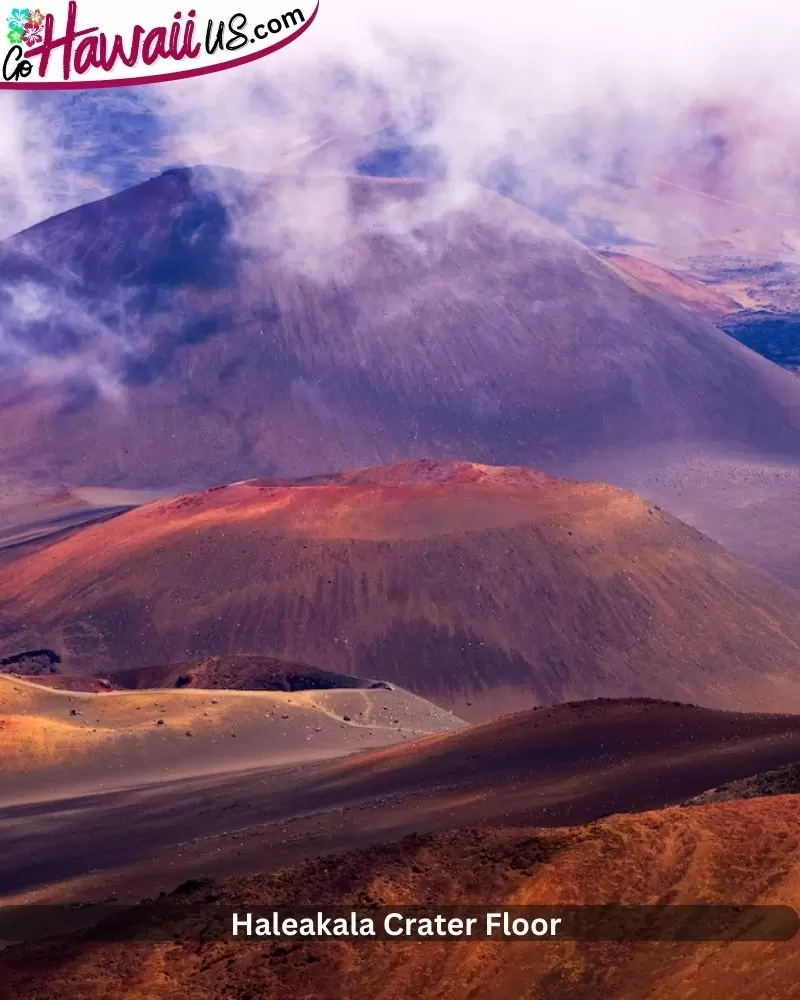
xmin=2 ymin=794 xmax=800 ymax=1000
xmin=602 ymin=252 xmax=742 ymax=319
xmin=0 ymin=486 xmax=172 ymax=567
xmin=1 ymin=460 xmax=800 ymax=718
xmin=1 ymin=167 xmax=800 ymax=494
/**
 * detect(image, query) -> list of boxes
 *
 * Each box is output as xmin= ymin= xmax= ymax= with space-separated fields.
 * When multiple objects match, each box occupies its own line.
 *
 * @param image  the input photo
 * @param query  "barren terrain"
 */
xmin=4 ymin=697 xmax=800 ymax=908
xmin=2 ymin=795 xmax=799 ymax=999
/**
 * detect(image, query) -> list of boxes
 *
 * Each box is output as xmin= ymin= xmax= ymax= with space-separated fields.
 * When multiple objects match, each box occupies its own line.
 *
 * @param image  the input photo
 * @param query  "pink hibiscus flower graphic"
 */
xmin=22 ymin=21 xmax=41 ymax=45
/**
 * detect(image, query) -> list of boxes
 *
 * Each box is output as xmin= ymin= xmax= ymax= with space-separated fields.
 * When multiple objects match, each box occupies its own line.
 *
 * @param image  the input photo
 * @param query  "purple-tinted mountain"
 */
xmin=1 ymin=166 xmax=800 ymax=492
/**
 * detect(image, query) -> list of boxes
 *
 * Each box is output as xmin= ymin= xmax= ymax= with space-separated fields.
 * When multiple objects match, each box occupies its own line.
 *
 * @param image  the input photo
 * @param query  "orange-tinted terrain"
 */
xmin=3 ymin=166 xmax=800 ymax=586
xmin=601 ymin=252 xmax=744 ymax=319
xmin=2 ymin=795 xmax=799 ymax=1000
xmin=1 ymin=461 xmax=800 ymax=718
xmin=4 ymin=695 xmax=800 ymax=908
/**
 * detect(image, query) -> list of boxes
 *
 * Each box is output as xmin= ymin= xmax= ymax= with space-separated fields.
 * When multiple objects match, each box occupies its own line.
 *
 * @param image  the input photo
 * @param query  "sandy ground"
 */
xmin=0 ymin=676 xmax=462 ymax=803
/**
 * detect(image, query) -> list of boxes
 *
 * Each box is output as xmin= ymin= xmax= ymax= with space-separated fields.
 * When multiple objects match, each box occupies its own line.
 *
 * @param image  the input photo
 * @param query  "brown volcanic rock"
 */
xmin=685 ymin=761 xmax=800 ymax=805
xmin=1 ymin=460 xmax=800 ymax=718
xmin=1 ymin=168 xmax=800 ymax=493
xmin=110 ymin=653 xmax=396 ymax=692
xmin=2 ymin=795 xmax=800 ymax=1000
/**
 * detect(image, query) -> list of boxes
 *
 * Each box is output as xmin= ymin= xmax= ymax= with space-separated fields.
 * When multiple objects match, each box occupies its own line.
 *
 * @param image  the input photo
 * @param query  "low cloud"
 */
xmin=0 ymin=273 xmax=140 ymax=405
xmin=153 ymin=1 xmax=800 ymax=268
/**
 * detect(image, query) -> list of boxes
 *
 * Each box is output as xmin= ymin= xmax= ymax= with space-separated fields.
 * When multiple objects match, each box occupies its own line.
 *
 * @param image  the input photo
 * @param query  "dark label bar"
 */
xmin=1 ymin=904 xmax=797 ymax=944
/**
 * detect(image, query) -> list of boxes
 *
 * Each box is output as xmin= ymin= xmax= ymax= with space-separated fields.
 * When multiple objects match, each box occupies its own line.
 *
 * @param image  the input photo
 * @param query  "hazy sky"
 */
xmin=1 ymin=0 xmax=799 ymax=234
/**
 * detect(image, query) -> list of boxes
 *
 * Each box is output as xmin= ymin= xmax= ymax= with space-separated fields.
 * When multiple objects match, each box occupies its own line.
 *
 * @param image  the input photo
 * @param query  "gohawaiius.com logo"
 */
xmin=1 ymin=1 xmax=318 ymax=89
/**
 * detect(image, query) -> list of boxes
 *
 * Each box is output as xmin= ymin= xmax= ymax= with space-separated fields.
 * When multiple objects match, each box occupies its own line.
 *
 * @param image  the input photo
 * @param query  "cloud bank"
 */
xmin=4 ymin=0 xmax=800 ymax=224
